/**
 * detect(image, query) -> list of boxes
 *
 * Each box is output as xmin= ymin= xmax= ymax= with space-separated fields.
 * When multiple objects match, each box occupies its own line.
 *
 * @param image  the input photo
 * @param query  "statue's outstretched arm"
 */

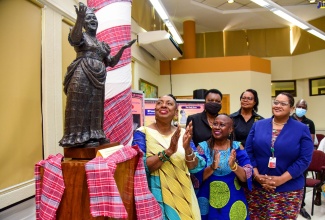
xmin=70 ymin=2 xmax=87 ymax=44
xmin=108 ymin=39 xmax=136 ymax=67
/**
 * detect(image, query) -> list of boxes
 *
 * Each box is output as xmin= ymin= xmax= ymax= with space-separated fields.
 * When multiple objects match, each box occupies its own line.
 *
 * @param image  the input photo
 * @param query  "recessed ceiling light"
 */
xmin=228 ymin=0 xmax=234 ymax=3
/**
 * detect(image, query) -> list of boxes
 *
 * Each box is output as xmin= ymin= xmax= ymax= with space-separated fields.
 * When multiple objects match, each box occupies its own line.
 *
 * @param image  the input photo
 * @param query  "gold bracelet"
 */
xmin=231 ymin=162 xmax=238 ymax=172
xmin=230 ymin=162 xmax=237 ymax=170
xmin=185 ymin=154 xmax=196 ymax=162
xmin=186 ymin=150 xmax=194 ymax=157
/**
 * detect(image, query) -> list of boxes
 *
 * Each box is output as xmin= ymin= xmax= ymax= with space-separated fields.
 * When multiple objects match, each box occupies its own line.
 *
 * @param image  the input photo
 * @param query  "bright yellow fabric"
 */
xmin=143 ymin=127 xmax=201 ymax=220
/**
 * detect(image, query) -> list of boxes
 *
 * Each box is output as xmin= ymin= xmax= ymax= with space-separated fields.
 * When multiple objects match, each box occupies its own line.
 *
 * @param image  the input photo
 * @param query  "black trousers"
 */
xmin=301 ymin=170 xmax=308 ymax=208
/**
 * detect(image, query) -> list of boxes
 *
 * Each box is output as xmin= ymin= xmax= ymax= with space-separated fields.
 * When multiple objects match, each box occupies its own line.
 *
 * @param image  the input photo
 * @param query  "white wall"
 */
xmin=266 ymin=56 xmax=293 ymax=80
xmin=292 ymin=50 xmax=325 ymax=79
xmin=157 ymin=71 xmax=271 ymax=118
xmin=250 ymin=72 xmax=273 ymax=117
xmin=268 ymin=50 xmax=325 ymax=131
xmin=131 ymin=19 xmax=161 ymax=89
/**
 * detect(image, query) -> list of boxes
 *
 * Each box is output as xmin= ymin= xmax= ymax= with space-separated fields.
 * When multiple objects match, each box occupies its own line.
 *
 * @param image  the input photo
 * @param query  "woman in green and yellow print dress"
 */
xmin=193 ymin=114 xmax=253 ymax=220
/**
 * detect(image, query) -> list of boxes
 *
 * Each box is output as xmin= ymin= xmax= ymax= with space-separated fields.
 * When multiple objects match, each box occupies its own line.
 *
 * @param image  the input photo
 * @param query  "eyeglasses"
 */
xmin=212 ymin=123 xmax=227 ymax=128
xmin=241 ymin=97 xmax=254 ymax=101
xmin=273 ymin=100 xmax=290 ymax=107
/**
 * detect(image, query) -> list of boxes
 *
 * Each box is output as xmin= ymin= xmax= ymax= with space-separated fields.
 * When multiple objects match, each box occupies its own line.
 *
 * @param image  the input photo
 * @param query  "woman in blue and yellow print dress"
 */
xmin=193 ymin=114 xmax=253 ymax=220
xmin=132 ymin=94 xmax=205 ymax=220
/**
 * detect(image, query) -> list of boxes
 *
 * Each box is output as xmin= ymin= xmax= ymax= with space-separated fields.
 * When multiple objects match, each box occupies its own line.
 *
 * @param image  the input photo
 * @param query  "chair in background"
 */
xmin=305 ymin=150 xmax=325 ymax=216
xmin=314 ymin=134 xmax=325 ymax=149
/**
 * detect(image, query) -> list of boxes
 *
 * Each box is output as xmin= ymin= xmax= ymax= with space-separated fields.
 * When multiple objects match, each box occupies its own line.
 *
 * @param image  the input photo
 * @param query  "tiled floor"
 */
xmin=0 ymin=198 xmax=35 ymax=220
xmin=297 ymin=190 xmax=325 ymax=220
xmin=0 ymin=190 xmax=324 ymax=219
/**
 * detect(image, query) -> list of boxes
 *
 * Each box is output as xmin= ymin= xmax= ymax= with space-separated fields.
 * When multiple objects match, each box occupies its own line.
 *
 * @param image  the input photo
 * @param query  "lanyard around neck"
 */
xmin=271 ymin=129 xmax=280 ymax=158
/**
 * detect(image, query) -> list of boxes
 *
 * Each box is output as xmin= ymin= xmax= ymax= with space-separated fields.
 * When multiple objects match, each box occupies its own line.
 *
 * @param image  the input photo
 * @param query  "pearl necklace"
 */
xmin=272 ymin=118 xmax=287 ymax=126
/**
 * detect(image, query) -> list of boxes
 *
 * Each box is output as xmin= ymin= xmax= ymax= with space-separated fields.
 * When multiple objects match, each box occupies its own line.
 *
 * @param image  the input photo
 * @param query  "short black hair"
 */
xmin=295 ymin=99 xmax=308 ymax=110
xmin=204 ymin=89 xmax=223 ymax=100
xmin=167 ymin=94 xmax=177 ymax=103
xmin=240 ymin=89 xmax=260 ymax=112
xmin=278 ymin=92 xmax=294 ymax=107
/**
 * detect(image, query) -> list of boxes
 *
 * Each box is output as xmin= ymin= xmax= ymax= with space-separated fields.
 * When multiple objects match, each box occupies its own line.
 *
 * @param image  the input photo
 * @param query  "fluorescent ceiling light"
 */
xmin=165 ymin=20 xmax=183 ymax=44
xmin=251 ymin=0 xmax=270 ymax=8
xmin=308 ymin=29 xmax=325 ymax=41
xmin=251 ymin=0 xmax=325 ymax=41
xmin=150 ymin=0 xmax=168 ymax=20
xmin=272 ymin=10 xmax=309 ymax=30
xmin=149 ymin=0 xmax=184 ymax=44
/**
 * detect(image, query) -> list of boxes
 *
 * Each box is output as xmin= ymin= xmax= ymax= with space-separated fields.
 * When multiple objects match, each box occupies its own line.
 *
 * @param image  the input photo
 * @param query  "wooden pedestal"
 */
xmin=63 ymin=142 xmax=118 ymax=159
xmin=53 ymin=143 xmax=138 ymax=219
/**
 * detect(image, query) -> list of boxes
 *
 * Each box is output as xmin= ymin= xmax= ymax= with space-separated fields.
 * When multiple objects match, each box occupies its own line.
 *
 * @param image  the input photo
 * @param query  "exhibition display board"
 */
xmin=144 ymin=98 xmax=205 ymax=127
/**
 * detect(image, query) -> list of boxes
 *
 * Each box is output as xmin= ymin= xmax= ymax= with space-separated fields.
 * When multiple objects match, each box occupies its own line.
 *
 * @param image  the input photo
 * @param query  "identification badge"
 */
xmin=268 ymin=157 xmax=276 ymax=168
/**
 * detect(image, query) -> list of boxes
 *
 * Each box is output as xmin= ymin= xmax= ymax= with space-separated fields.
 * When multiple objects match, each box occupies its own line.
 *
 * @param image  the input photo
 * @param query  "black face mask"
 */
xmin=205 ymin=102 xmax=222 ymax=116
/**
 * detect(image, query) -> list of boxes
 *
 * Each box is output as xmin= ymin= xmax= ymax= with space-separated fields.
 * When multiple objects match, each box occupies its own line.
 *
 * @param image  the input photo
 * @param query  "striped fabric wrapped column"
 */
xmin=87 ymin=0 xmax=133 ymax=145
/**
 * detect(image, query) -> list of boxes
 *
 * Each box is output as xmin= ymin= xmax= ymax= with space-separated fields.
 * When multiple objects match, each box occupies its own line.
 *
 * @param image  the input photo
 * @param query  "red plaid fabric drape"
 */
xmin=85 ymin=145 xmax=163 ymax=219
xmin=35 ymin=153 xmax=65 ymax=220
xmin=87 ymin=0 xmax=133 ymax=146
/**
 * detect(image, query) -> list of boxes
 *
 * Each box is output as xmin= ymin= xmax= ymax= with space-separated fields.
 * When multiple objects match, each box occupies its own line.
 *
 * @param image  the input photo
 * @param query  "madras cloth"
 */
xmin=103 ymin=88 xmax=133 ymax=145
xmin=35 ymin=153 xmax=65 ymax=220
xmin=85 ymin=145 xmax=163 ymax=219
xmin=88 ymin=0 xmax=132 ymax=12
xmin=88 ymin=0 xmax=134 ymax=146
xmin=246 ymin=185 xmax=303 ymax=219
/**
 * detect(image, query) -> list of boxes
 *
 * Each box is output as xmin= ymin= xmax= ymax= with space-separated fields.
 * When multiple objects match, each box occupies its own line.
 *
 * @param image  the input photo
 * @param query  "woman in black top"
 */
xmin=230 ymin=89 xmax=264 ymax=148
xmin=186 ymin=89 xmax=223 ymax=147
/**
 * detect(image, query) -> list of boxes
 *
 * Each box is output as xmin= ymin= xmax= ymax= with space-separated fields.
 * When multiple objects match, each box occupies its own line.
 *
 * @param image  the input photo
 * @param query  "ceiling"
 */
xmin=160 ymin=0 xmax=325 ymax=34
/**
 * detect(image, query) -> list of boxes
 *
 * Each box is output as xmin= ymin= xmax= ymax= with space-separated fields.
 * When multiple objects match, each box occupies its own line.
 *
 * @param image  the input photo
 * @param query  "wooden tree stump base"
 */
xmin=45 ymin=142 xmax=138 ymax=219
xmin=63 ymin=142 xmax=119 ymax=159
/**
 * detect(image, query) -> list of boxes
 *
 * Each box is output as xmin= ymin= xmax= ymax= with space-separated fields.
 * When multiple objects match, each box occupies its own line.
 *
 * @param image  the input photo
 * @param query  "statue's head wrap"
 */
xmin=83 ymin=6 xmax=98 ymax=32
xmin=86 ymin=7 xmax=96 ymax=15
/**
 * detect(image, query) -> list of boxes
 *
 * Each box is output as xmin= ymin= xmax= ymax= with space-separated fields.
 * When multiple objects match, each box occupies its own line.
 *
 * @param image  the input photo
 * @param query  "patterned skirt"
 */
xmin=59 ymin=64 xmax=106 ymax=146
xmin=246 ymin=186 xmax=303 ymax=219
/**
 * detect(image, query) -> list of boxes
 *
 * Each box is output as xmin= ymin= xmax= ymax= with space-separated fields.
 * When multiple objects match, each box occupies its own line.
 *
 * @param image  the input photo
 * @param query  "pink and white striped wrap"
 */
xmin=87 ymin=0 xmax=133 ymax=145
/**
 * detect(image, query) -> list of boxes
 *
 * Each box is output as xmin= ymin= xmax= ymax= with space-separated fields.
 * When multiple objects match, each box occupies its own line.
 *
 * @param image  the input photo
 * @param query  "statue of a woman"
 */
xmin=59 ymin=2 xmax=135 ymax=147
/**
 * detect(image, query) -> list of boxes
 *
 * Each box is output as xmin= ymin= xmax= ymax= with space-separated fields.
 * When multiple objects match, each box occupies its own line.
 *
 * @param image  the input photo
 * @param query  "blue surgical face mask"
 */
xmin=295 ymin=108 xmax=307 ymax=117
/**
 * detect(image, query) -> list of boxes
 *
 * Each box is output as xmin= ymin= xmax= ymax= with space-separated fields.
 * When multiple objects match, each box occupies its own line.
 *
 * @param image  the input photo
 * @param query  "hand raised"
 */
xmin=211 ymin=150 xmax=220 ymax=170
xmin=74 ymin=2 xmax=87 ymax=18
xmin=183 ymin=121 xmax=193 ymax=150
xmin=122 ymin=39 xmax=136 ymax=49
xmin=165 ymin=126 xmax=181 ymax=156
xmin=228 ymin=149 xmax=237 ymax=168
